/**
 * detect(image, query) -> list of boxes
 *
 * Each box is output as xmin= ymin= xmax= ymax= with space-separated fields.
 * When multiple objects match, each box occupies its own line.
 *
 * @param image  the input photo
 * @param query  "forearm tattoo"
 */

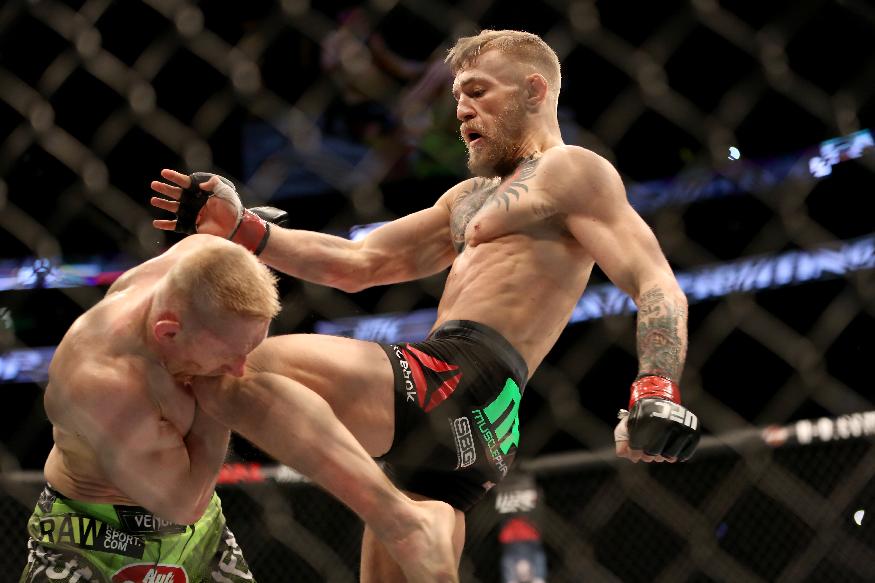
xmin=636 ymin=285 xmax=688 ymax=381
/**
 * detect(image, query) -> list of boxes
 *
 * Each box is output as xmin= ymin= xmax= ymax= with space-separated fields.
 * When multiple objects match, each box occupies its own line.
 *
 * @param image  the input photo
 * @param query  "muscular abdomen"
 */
xmin=45 ymin=431 xmax=139 ymax=504
xmin=436 ymin=234 xmax=594 ymax=373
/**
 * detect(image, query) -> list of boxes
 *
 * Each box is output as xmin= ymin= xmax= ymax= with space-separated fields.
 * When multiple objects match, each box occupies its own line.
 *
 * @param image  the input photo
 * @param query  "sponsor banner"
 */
xmin=216 ymin=462 xmax=307 ymax=485
xmin=495 ymin=488 xmax=539 ymax=515
xmin=790 ymin=411 xmax=875 ymax=446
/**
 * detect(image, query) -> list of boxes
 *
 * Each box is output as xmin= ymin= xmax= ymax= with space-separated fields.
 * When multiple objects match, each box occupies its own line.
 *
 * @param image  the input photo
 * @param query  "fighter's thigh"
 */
xmin=246 ymin=333 xmax=395 ymax=454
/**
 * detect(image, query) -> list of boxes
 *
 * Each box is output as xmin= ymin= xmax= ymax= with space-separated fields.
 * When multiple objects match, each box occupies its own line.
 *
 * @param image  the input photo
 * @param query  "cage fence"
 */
xmin=0 ymin=0 xmax=873 ymax=581
xmin=0 ymin=415 xmax=873 ymax=581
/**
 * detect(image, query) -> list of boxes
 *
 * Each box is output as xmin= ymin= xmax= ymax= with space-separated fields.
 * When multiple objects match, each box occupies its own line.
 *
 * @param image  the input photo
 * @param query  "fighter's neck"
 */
xmin=496 ymin=135 xmax=563 ymax=179
xmin=512 ymin=127 xmax=563 ymax=162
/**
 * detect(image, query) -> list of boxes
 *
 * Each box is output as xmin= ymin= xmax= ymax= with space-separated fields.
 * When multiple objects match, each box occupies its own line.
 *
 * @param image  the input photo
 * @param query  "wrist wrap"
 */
xmin=228 ymin=210 xmax=269 ymax=255
xmin=629 ymin=375 xmax=681 ymax=410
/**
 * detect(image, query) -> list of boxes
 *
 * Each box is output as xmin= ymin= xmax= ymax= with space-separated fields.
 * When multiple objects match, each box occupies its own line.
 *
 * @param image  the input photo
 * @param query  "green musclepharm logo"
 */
xmin=482 ymin=379 xmax=521 ymax=454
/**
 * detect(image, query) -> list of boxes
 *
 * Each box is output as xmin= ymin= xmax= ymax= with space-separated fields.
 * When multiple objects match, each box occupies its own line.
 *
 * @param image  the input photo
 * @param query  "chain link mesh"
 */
xmin=1 ymin=0 xmax=873 ymax=581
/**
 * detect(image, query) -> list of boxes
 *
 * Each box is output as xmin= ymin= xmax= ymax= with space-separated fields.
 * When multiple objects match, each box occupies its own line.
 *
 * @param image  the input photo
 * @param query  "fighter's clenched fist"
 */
xmin=615 ymin=375 xmax=700 ymax=463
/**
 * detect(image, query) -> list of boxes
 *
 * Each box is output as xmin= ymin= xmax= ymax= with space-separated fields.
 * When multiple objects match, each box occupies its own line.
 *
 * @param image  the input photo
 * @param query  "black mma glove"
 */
xmin=617 ymin=375 xmax=700 ymax=461
xmin=174 ymin=172 xmax=287 ymax=255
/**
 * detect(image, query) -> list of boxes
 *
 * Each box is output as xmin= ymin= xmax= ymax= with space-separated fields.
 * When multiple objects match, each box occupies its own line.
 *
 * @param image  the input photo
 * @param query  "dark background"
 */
xmin=0 ymin=0 xmax=873 ymax=471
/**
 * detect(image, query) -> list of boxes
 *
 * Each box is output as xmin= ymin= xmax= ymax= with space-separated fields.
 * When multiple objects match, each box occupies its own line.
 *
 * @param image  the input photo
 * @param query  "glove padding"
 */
xmin=174 ymin=172 xmax=286 ymax=255
xmin=624 ymin=398 xmax=700 ymax=461
xmin=174 ymin=172 xmax=242 ymax=234
xmin=250 ymin=206 xmax=289 ymax=228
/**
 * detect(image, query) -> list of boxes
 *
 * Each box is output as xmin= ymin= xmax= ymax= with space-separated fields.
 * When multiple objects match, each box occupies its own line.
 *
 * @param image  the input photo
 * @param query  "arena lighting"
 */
xmin=0 ymin=258 xmax=127 ymax=291
xmin=604 ymin=128 xmax=870 ymax=212
xmin=317 ymin=233 xmax=875 ymax=342
xmin=3 ymin=232 xmax=873 ymax=383
xmin=1 ymin=129 xmax=869 ymax=292
xmin=0 ymin=347 xmax=55 ymax=384
xmin=349 ymin=129 xmax=872 ymax=227
xmin=809 ymin=129 xmax=873 ymax=178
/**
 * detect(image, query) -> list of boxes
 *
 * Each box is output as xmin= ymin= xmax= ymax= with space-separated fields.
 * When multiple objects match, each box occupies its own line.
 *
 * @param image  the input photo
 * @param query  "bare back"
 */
xmin=436 ymin=147 xmax=595 ymax=373
xmin=44 ymin=247 xmax=197 ymax=505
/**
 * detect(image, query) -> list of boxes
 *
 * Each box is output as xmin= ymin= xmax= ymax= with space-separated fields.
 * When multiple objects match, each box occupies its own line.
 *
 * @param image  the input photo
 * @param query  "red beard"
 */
xmin=465 ymin=98 xmax=526 ymax=178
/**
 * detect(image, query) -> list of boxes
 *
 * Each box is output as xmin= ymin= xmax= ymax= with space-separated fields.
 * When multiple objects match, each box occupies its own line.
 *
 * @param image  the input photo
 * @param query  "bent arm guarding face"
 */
xmin=68 ymin=367 xmax=229 ymax=524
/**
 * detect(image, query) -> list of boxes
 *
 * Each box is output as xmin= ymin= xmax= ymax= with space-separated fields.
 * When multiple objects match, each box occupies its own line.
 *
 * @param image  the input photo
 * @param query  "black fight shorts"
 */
xmin=378 ymin=320 xmax=529 ymax=511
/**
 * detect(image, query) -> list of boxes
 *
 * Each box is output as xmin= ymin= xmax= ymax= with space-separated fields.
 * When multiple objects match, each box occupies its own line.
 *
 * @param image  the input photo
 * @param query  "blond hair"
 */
xmin=446 ymin=30 xmax=562 ymax=100
xmin=164 ymin=240 xmax=280 ymax=323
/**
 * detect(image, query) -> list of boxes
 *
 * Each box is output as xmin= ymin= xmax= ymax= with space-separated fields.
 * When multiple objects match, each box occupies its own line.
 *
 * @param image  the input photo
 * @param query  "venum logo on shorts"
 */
xmin=37 ymin=514 xmax=145 ymax=559
xmin=450 ymin=417 xmax=477 ymax=469
xmin=112 ymin=563 xmax=188 ymax=583
xmin=116 ymin=508 xmax=186 ymax=535
xmin=472 ymin=378 xmax=522 ymax=476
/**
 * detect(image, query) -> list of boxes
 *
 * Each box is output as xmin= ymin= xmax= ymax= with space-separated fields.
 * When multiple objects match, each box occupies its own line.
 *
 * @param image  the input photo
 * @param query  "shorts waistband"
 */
xmin=429 ymin=320 xmax=529 ymax=383
xmin=42 ymin=484 xmax=189 ymax=536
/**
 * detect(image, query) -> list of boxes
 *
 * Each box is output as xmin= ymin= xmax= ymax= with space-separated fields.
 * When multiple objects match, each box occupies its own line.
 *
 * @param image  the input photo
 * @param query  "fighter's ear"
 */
xmin=153 ymin=318 xmax=181 ymax=343
xmin=525 ymin=73 xmax=548 ymax=107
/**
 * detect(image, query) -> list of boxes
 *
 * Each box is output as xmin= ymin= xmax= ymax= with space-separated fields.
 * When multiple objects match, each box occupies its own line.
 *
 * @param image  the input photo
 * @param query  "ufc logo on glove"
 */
xmin=650 ymin=400 xmax=698 ymax=430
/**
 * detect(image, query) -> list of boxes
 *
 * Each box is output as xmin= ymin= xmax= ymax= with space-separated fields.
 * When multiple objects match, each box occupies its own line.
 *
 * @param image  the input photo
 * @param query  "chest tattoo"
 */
xmin=451 ymin=180 xmax=498 ymax=252
xmin=450 ymin=157 xmax=541 ymax=252
xmin=492 ymin=157 xmax=539 ymax=210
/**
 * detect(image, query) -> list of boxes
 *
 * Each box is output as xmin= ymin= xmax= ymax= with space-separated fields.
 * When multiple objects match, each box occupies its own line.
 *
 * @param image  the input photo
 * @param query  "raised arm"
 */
xmin=151 ymin=169 xmax=457 ymax=293
xmin=59 ymin=364 xmax=229 ymax=524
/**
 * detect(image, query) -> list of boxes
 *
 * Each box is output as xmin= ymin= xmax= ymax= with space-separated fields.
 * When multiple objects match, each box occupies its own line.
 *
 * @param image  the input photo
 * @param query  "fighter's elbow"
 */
xmin=169 ymin=507 xmax=204 ymax=526
xmin=140 ymin=493 xmax=198 ymax=526
xmin=662 ymin=277 xmax=687 ymax=307
xmin=634 ymin=275 xmax=686 ymax=307
xmin=182 ymin=496 xmax=212 ymax=525
xmin=165 ymin=488 xmax=213 ymax=525
xmin=333 ymin=277 xmax=368 ymax=294
xmin=330 ymin=253 xmax=382 ymax=293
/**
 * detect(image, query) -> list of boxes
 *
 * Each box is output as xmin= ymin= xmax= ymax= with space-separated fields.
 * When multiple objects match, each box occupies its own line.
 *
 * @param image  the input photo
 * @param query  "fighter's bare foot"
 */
xmin=383 ymin=499 xmax=458 ymax=583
